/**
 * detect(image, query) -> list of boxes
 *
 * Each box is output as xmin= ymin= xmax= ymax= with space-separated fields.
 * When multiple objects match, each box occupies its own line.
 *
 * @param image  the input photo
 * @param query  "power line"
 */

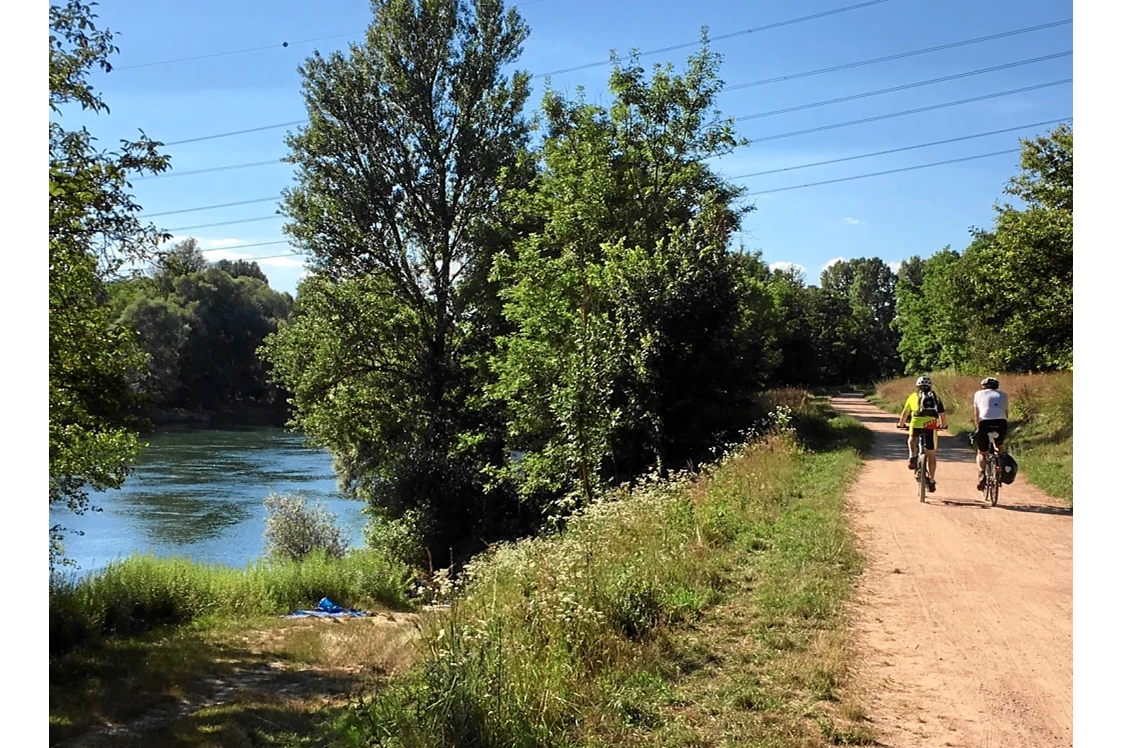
xmin=165 ymin=215 xmax=282 ymax=232
xmin=143 ymin=18 xmax=1074 ymax=179
xmin=165 ymin=120 xmax=306 ymax=147
xmin=148 ymin=81 xmax=1072 ymax=224
xmin=136 ymin=158 xmax=286 ymax=181
xmin=750 ymin=148 xmax=1020 ymax=195
xmin=144 ymin=196 xmax=281 ymax=218
xmin=151 ymin=72 xmax=1072 ymax=157
xmin=168 ymin=156 xmax=1038 ymax=255
xmin=249 ymin=251 xmax=304 ymax=262
xmin=150 ymin=118 xmax=1070 ymax=220
xmin=195 ymin=239 xmax=292 ymax=253
xmin=736 ymin=51 xmax=1071 ymax=122
xmin=149 ymin=76 xmax=1069 ymax=210
xmin=114 ymin=1 xmax=555 ymax=71
xmin=149 ymin=119 xmax=1070 ymax=219
xmin=535 ymin=0 xmax=894 ymax=77
xmin=725 ymin=18 xmax=1072 ymax=91
xmin=115 ymin=32 xmax=360 ymax=71
xmin=155 ymin=1 xmax=893 ymax=147
xmin=172 ymin=155 xmax=1029 ymax=257
xmin=746 ymin=78 xmax=1072 ymax=142
xmin=728 ymin=117 xmax=1071 ymax=180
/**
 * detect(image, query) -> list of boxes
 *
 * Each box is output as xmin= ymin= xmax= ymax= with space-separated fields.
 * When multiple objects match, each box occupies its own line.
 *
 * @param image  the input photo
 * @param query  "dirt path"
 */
xmin=830 ymin=395 xmax=1072 ymax=748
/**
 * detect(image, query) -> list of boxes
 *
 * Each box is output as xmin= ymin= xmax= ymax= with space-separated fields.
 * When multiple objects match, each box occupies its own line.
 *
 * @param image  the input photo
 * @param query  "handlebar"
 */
xmin=896 ymin=424 xmax=947 ymax=430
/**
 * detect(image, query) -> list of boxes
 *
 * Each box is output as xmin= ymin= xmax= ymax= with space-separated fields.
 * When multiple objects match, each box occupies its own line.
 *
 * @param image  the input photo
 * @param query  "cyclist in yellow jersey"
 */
xmin=896 ymin=375 xmax=947 ymax=493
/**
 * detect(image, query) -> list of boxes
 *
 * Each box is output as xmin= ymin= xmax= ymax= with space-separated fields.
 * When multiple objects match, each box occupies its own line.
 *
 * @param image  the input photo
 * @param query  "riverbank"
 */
xmin=870 ymin=371 xmax=1072 ymax=502
xmin=51 ymin=393 xmax=875 ymax=746
xmin=49 ymin=550 xmax=416 ymax=745
xmin=145 ymin=402 xmax=290 ymax=428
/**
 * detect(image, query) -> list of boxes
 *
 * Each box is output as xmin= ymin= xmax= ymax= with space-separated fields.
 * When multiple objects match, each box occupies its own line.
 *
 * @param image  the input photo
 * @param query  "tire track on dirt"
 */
xmin=831 ymin=395 xmax=1072 ymax=748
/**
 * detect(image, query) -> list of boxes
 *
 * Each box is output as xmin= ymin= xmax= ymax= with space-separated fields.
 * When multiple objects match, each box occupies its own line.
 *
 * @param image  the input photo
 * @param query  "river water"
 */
xmin=49 ymin=427 xmax=368 ymax=575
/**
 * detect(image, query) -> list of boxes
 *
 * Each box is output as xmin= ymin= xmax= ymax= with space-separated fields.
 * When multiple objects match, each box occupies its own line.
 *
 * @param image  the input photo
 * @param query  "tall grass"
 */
xmin=874 ymin=371 xmax=1072 ymax=501
xmin=333 ymin=398 xmax=870 ymax=747
xmin=49 ymin=549 xmax=413 ymax=654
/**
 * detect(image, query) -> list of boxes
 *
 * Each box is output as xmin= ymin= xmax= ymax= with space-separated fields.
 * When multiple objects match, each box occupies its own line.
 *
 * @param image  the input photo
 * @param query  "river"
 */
xmin=49 ymin=427 xmax=368 ymax=575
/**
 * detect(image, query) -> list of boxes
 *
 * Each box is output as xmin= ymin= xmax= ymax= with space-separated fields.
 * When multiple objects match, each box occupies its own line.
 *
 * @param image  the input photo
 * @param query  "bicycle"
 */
xmin=978 ymin=429 xmax=1003 ymax=507
xmin=897 ymin=424 xmax=945 ymax=503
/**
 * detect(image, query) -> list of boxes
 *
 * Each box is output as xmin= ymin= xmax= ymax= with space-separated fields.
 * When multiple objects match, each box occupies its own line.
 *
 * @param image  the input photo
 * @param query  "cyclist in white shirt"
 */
xmin=973 ymin=377 xmax=1010 ymax=491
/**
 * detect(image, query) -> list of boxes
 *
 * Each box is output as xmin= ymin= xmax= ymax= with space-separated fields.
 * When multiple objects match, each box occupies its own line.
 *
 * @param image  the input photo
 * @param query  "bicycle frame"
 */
xmin=900 ymin=423 xmax=942 ymax=503
xmin=982 ymin=430 xmax=1002 ymax=506
xmin=915 ymin=444 xmax=929 ymax=502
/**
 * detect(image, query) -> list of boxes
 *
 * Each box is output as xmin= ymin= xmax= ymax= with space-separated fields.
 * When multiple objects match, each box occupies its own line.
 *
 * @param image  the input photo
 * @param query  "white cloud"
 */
xmin=888 ymin=261 xmax=902 ymax=274
xmin=769 ymin=261 xmax=806 ymax=275
xmin=842 ymin=217 xmax=860 ymax=225
xmin=257 ymin=256 xmax=305 ymax=268
xmin=822 ymin=256 xmax=846 ymax=272
xmin=204 ymin=248 xmax=255 ymax=262
xmin=197 ymin=237 xmax=247 ymax=250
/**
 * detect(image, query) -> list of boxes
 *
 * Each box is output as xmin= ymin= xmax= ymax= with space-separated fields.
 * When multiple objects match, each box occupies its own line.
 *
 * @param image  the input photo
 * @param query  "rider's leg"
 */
xmin=923 ymin=432 xmax=936 ymax=488
xmin=907 ymin=433 xmax=918 ymax=468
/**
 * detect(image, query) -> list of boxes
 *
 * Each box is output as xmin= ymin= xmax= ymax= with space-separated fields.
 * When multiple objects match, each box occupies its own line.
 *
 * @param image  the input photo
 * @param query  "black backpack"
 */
xmin=918 ymin=389 xmax=939 ymax=416
xmin=999 ymin=452 xmax=1018 ymax=485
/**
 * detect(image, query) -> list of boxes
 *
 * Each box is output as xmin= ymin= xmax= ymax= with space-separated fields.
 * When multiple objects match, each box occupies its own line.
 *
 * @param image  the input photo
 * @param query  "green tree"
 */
xmin=492 ymin=39 xmax=759 ymax=509
xmin=110 ymin=241 xmax=293 ymax=413
xmin=171 ymin=267 xmax=293 ymax=409
xmin=898 ymin=124 xmax=1074 ymax=374
xmin=922 ymin=247 xmax=973 ymax=371
xmin=891 ymin=255 xmax=939 ymax=374
xmin=49 ymin=1 xmax=170 ymax=565
xmin=820 ymin=257 xmax=902 ymax=382
xmin=892 ymin=247 xmax=972 ymax=374
xmin=116 ymin=295 xmax=193 ymax=402
xmin=766 ymin=266 xmax=820 ymax=386
xmin=804 ymin=285 xmax=860 ymax=384
xmin=971 ymin=124 xmax=1073 ymax=370
xmin=263 ymin=0 xmax=532 ymax=563
xmin=152 ymin=236 xmax=207 ymax=293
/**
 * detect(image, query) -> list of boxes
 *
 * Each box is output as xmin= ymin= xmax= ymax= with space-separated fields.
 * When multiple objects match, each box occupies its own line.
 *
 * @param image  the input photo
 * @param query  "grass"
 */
xmin=50 ymin=548 xmax=415 ymax=654
xmin=333 ymin=395 xmax=874 ymax=747
xmin=50 ymin=549 xmax=417 ymax=746
xmin=50 ymin=613 xmax=423 ymax=747
xmin=873 ymin=371 xmax=1072 ymax=502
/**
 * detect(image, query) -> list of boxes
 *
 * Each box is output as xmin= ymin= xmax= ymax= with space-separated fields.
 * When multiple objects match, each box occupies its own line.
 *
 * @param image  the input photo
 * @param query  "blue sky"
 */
xmin=62 ymin=0 xmax=1073 ymax=295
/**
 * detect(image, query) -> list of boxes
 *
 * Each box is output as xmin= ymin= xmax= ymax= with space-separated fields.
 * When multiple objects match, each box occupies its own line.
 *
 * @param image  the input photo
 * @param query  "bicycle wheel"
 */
xmin=917 ymin=452 xmax=927 ymax=503
xmin=990 ymin=455 xmax=1000 ymax=507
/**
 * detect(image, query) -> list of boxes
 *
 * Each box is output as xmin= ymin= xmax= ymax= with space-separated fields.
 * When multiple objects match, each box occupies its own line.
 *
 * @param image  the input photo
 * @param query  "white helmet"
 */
xmin=915 ymin=376 xmax=932 ymax=390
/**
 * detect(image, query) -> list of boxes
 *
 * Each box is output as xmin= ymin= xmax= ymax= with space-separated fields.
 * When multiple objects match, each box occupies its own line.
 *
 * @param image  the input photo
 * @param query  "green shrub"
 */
xmin=263 ymin=493 xmax=347 ymax=561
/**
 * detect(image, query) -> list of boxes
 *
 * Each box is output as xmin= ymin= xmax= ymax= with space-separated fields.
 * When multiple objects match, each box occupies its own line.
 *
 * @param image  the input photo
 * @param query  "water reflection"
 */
xmin=49 ymin=427 xmax=366 ymax=574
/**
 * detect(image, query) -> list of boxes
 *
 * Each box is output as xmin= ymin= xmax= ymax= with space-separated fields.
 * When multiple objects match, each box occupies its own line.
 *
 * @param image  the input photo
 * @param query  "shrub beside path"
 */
xmin=830 ymin=394 xmax=1072 ymax=748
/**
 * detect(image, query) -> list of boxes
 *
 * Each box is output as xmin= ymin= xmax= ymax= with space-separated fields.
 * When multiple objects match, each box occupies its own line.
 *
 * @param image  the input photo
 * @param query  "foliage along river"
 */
xmin=49 ymin=427 xmax=368 ymax=576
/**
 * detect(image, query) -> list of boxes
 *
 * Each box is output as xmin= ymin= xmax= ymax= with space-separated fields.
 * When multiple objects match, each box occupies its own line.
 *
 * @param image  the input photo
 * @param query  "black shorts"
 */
xmin=975 ymin=419 xmax=1008 ymax=452
xmin=910 ymin=429 xmax=936 ymax=450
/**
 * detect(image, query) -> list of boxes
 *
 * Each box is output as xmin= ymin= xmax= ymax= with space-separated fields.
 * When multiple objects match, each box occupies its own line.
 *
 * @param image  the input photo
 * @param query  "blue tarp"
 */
xmin=284 ymin=596 xmax=368 ymax=619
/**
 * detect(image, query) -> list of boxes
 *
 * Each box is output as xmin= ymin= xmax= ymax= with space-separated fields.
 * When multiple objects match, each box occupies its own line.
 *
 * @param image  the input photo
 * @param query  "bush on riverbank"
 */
xmin=49 ymin=548 xmax=414 ymax=654
xmin=263 ymin=493 xmax=347 ymax=561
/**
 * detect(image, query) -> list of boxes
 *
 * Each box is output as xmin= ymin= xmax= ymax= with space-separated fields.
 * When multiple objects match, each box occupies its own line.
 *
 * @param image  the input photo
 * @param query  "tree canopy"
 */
xmin=892 ymin=123 xmax=1073 ymax=374
xmin=49 ymin=0 xmax=170 ymax=565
